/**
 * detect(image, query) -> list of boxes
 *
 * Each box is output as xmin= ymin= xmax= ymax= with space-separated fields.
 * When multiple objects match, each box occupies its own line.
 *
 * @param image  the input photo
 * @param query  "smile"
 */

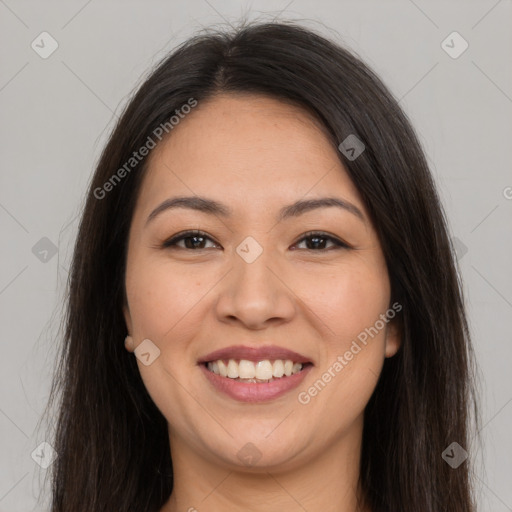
xmin=197 ymin=344 xmax=313 ymax=401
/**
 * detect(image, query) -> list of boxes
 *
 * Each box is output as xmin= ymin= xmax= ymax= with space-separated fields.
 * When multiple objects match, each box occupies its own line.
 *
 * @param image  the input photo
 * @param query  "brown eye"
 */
xmin=162 ymin=230 xmax=220 ymax=250
xmin=293 ymin=232 xmax=349 ymax=251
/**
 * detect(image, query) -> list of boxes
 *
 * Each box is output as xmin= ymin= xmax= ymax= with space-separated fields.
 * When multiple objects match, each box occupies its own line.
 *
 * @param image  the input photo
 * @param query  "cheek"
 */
xmin=292 ymin=259 xmax=391 ymax=346
xmin=291 ymin=260 xmax=390 ymax=410
xmin=125 ymin=256 xmax=208 ymax=342
xmin=255 ymin=266 xmax=391 ymax=456
xmin=124 ymin=258 xmax=210 ymax=430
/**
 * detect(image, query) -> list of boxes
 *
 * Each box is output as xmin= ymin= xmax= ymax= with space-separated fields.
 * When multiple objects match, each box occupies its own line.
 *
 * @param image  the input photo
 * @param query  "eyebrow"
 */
xmin=145 ymin=195 xmax=365 ymax=226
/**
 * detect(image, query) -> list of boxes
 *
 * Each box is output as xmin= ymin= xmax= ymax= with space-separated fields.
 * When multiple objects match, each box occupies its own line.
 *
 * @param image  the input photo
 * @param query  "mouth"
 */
xmin=197 ymin=345 xmax=313 ymax=402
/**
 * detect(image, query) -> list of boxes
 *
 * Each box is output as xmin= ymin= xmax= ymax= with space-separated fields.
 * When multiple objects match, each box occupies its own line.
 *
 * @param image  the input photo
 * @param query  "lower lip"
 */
xmin=199 ymin=363 xmax=313 ymax=402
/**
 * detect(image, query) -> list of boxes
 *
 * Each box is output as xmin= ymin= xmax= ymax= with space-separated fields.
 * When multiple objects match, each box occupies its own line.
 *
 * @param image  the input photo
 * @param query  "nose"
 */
xmin=214 ymin=242 xmax=296 ymax=330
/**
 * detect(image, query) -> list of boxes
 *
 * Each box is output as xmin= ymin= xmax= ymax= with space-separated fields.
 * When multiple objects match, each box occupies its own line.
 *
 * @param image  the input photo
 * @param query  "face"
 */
xmin=123 ymin=93 xmax=400 ymax=473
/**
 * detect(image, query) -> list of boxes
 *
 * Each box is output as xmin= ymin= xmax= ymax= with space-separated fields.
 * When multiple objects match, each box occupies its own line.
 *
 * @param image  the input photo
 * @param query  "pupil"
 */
xmin=186 ymin=236 xmax=204 ymax=249
xmin=309 ymin=236 xmax=325 ymax=249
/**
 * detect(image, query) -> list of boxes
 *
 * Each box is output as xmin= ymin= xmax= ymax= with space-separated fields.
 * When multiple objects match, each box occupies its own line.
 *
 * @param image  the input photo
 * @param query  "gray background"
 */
xmin=1 ymin=0 xmax=511 ymax=510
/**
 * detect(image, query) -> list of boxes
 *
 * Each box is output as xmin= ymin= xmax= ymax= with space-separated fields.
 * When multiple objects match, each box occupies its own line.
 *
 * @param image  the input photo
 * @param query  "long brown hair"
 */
xmin=41 ymin=20 xmax=478 ymax=511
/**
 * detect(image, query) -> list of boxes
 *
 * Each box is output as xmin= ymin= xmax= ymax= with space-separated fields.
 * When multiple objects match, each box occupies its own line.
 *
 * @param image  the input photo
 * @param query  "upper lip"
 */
xmin=198 ymin=345 xmax=312 ymax=364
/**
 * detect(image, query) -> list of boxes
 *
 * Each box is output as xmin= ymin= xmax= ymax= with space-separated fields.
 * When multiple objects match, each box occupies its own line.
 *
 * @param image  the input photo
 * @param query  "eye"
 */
xmin=292 ymin=231 xmax=349 ymax=251
xmin=162 ymin=230 xmax=220 ymax=250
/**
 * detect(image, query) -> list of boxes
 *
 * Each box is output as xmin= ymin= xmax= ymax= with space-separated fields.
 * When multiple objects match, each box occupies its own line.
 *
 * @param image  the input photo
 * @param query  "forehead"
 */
xmin=135 ymin=94 xmax=365 ymax=220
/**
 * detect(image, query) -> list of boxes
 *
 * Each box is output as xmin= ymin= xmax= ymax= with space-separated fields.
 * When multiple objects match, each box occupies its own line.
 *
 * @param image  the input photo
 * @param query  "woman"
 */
xmin=43 ymin=20 xmax=478 ymax=511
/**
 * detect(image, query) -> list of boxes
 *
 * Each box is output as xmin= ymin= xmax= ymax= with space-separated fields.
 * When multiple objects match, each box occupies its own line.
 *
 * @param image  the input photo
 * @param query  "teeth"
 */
xmin=207 ymin=358 xmax=304 ymax=380
xmin=255 ymin=360 xmax=273 ymax=380
xmin=292 ymin=362 xmax=302 ymax=374
xmin=218 ymin=360 xmax=228 ymax=377
xmin=227 ymin=359 xmax=239 ymax=378
xmin=272 ymin=359 xmax=284 ymax=378
xmin=239 ymin=359 xmax=255 ymax=379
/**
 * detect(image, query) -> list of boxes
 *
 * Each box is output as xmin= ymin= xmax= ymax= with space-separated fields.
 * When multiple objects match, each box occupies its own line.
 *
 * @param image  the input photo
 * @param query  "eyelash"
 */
xmin=161 ymin=230 xmax=350 ymax=252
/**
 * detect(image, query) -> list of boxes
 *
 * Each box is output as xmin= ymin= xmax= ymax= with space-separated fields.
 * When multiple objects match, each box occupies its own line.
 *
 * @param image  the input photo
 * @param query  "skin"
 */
xmin=123 ymin=93 xmax=400 ymax=512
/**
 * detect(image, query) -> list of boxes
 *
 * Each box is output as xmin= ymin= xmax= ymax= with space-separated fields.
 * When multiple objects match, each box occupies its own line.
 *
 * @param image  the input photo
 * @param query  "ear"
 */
xmin=384 ymin=316 xmax=401 ymax=358
xmin=123 ymin=302 xmax=135 ymax=353
xmin=124 ymin=335 xmax=135 ymax=352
